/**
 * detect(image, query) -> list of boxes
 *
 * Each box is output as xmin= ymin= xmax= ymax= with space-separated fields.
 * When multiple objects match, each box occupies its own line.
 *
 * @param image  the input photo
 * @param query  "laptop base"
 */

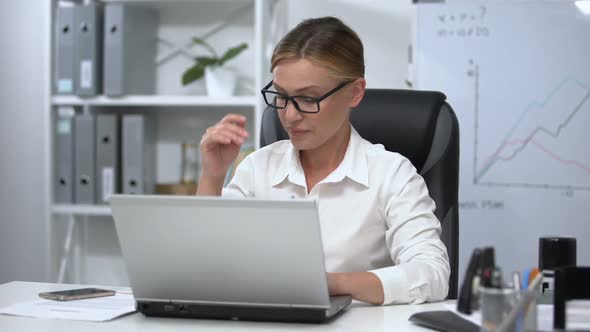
xmin=137 ymin=297 xmax=351 ymax=324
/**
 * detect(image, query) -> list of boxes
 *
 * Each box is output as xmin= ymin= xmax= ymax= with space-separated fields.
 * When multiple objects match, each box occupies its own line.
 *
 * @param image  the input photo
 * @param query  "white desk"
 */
xmin=0 ymin=281 xmax=451 ymax=331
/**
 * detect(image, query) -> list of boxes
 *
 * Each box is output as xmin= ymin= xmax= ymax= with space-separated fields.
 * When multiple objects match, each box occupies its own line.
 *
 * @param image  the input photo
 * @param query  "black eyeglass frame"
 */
xmin=260 ymin=80 xmax=352 ymax=114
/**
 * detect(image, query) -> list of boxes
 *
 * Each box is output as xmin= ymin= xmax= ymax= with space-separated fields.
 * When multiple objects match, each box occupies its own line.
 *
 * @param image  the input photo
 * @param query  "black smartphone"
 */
xmin=38 ymin=288 xmax=116 ymax=301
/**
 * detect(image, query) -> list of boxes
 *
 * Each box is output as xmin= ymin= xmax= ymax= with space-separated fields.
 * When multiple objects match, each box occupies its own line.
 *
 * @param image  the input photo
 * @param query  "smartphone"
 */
xmin=38 ymin=288 xmax=116 ymax=301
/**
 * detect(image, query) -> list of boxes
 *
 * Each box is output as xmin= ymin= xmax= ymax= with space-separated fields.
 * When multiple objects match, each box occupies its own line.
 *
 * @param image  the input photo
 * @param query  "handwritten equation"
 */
xmin=436 ymin=5 xmax=490 ymax=39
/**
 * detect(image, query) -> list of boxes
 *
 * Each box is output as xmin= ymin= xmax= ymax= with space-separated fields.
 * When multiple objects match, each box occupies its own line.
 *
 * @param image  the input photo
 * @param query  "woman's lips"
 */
xmin=288 ymin=128 xmax=310 ymax=137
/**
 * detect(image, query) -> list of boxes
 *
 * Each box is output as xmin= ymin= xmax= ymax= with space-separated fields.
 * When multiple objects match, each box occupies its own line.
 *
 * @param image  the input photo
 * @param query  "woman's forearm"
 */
xmin=196 ymin=175 xmax=225 ymax=196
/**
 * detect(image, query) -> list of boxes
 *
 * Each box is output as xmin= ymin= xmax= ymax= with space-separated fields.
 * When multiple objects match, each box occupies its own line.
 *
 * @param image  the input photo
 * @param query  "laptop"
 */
xmin=110 ymin=195 xmax=352 ymax=323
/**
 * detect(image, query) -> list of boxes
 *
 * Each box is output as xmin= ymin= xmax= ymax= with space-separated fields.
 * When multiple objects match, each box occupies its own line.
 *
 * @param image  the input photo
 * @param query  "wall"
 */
xmin=0 ymin=1 xmax=49 ymax=284
xmin=287 ymin=0 xmax=415 ymax=89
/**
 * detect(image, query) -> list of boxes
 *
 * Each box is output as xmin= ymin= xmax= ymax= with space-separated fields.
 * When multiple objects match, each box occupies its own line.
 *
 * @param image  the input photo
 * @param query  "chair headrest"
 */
xmin=350 ymin=89 xmax=447 ymax=170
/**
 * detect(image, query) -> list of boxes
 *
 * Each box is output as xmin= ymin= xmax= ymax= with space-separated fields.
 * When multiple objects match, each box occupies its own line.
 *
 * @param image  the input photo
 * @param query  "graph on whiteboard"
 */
xmin=414 ymin=1 xmax=590 ymax=276
xmin=415 ymin=2 xmax=590 ymax=192
xmin=472 ymin=65 xmax=590 ymax=190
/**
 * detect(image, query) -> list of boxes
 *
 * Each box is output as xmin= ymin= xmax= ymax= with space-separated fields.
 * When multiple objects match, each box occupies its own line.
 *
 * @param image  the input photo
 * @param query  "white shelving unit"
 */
xmin=52 ymin=95 xmax=258 ymax=107
xmin=52 ymin=204 xmax=112 ymax=216
xmin=47 ymin=0 xmax=278 ymax=285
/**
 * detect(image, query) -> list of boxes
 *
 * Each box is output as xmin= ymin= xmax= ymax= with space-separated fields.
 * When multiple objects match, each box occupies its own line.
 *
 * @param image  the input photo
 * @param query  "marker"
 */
xmin=513 ymin=271 xmax=521 ymax=292
xmin=528 ymin=268 xmax=540 ymax=287
xmin=522 ymin=268 xmax=532 ymax=289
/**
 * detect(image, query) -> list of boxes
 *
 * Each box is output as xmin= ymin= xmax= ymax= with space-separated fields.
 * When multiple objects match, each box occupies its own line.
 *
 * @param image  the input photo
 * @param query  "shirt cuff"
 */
xmin=370 ymin=265 xmax=412 ymax=305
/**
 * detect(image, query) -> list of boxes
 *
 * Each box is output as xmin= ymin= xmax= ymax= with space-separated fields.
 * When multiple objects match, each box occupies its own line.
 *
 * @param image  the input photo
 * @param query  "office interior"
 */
xmin=1 ymin=0 xmax=589 ymax=318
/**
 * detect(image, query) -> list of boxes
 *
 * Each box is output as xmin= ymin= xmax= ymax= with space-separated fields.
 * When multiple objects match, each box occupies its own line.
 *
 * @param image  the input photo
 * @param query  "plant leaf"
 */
xmin=219 ymin=43 xmax=248 ymax=66
xmin=182 ymin=63 xmax=205 ymax=86
xmin=195 ymin=56 xmax=220 ymax=67
xmin=192 ymin=37 xmax=217 ymax=57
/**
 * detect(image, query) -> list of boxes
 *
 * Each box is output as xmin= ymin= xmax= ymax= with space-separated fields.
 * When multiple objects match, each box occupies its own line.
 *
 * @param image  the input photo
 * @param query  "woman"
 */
xmin=197 ymin=17 xmax=450 ymax=305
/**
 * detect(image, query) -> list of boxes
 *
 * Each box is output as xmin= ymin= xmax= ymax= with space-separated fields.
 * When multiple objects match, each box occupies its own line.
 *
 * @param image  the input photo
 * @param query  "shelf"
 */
xmin=52 ymin=205 xmax=112 ymax=216
xmin=95 ymin=0 xmax=254 ymax=4
xmin=52 ymin=95 xmax=258 ymax=107
xmin=97 ymin=0 xmax=253 ymax=2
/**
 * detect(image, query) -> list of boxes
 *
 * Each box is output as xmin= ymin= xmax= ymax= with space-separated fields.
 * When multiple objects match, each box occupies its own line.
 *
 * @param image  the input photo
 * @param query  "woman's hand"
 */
xmin=327 ymin=272 xmax=385 ymax=305
xmin=196 ymin=114 xmax=249 ymax=195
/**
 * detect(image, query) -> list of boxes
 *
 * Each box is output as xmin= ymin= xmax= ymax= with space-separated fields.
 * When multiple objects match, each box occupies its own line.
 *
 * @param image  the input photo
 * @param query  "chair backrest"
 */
xmin=260 ymin=89 xmax=460 ymax=299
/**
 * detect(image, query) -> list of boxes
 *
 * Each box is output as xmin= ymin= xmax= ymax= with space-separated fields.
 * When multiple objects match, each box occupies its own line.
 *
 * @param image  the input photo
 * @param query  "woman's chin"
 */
xmin=290 ymin=137 xmax=321 ymax=151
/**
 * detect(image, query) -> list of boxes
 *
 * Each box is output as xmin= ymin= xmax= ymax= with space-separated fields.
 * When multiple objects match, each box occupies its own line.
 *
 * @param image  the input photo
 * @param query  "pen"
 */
xmin=496 ymin=273 xmax=543 ymax=332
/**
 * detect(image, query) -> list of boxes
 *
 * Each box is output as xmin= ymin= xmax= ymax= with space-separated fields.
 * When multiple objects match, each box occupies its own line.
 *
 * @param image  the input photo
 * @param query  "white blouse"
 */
xmin=222 ymin=126 xmax=450 ymax=304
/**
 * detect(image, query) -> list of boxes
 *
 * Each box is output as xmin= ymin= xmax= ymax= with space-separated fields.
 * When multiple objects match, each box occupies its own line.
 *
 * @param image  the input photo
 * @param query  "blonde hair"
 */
xmin=271 ymin=17 xmax=365 ymax=81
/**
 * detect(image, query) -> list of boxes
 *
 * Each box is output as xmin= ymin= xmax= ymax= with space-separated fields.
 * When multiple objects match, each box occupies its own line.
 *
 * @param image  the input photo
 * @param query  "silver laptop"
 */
xmin=110 ymin=195 xmax=351 ymax=323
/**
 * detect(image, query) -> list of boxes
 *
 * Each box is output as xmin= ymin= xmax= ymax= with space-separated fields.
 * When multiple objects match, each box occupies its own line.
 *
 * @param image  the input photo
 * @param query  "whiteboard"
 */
xmin=414 ymin=1 xmax=590 ymax=278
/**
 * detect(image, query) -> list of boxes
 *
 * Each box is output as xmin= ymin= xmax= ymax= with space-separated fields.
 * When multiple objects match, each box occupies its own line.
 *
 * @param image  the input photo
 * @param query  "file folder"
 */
xmin=74 ymin=113 xmax=96 ymax=203
xmin=55 ymin=7 xmax=76 ymax=94
xmin=122 ymin=115 xmax=156 ymax=195
xmin=74 ymin=4 xmax=103 ymax=96
xmin=54 ymin=108 xmax=76 ymax=203
xmin=103 ymin=4 xmax=158 ymax=96
xmin=96 ymin=114 xmax=120 ymax=204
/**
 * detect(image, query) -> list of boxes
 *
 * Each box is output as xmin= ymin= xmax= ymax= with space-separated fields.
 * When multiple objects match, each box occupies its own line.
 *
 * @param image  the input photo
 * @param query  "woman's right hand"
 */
xmin=199 ymin=114 xmax=249 ymax=180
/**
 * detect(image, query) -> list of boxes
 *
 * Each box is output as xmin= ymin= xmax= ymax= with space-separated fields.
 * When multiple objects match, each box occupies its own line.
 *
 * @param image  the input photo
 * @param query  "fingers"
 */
xmin=202 ymin=128 xmax=242 ymax=147
xmin=204 ymin=131 xmax=239 ymax=146
xmin=216 ymin=123 xmax=248 ymax=140
xmin=216 ymin=114 xmax=248 ymax=137
xmin=221 ymin=114 xmax=247 ymax=128
xmin=201 ymin=114 xmax=249 ymax=148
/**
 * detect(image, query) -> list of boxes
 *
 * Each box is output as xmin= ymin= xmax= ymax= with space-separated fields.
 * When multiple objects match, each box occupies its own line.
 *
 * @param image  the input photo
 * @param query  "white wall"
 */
xmin=0 ymin=2 xmax=49 ymax=284
xmin=287 ymin=0 xmax=415 ymax=89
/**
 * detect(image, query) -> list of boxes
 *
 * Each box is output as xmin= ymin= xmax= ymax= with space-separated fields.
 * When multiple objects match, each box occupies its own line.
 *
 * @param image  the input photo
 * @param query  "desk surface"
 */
xmin=0 ymin=281 xmax=450 ymax=331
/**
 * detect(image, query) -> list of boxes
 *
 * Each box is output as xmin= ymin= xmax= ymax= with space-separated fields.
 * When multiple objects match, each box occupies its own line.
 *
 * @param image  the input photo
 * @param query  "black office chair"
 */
xmin=260 ymin=89 xmax=460 ymax=299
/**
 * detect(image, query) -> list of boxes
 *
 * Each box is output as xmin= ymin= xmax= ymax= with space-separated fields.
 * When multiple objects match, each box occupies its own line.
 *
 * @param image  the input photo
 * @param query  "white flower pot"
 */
xmin=205 ymin=66 xmax=237 ymax=97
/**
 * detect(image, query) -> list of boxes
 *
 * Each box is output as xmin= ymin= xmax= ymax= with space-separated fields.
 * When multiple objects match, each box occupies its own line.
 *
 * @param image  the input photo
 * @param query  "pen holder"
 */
xmin=480 ymin=287 xmax=537 ymax=332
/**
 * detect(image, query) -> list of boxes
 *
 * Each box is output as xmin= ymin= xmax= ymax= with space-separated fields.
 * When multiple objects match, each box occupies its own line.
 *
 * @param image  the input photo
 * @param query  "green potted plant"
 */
xmin=182 ymin=37 xmax=248 ymax=97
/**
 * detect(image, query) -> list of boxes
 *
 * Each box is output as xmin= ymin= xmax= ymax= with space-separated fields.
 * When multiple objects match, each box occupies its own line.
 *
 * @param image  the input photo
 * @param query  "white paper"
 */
xmin=0 ymin=293 xmax=136 ymax=322
xmin=537 ymin=304 xmax=554 ymax=331
xmin=102 ymin=167 xmax=114 ymax=201
xmin=80 ymin=60 xmax=92 ymax=89
xmin=566 ymin=300 xmax=590 ymax=329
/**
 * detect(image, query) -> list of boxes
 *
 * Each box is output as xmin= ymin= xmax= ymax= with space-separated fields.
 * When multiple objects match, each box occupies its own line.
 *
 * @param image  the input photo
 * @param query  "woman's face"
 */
xmin=272 ymin=58 xmax=365 ymax=151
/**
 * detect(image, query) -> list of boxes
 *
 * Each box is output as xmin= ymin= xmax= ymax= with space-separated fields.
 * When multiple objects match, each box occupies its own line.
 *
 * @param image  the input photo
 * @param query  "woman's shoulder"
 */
xmin=244 ymin=140 xmax=292 ymax=164
xmin=358 ymin=138 xmax=424 ymax=200
xmin=252 ymin=140 xmax=291 ymax=155
xmin=360 ymin=138 xmax=414 ymax=170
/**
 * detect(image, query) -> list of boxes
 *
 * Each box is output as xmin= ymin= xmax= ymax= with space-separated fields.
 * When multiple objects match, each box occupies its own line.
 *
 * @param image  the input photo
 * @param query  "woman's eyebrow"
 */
xmin=273 ymin=82 xmax=321 ymax=94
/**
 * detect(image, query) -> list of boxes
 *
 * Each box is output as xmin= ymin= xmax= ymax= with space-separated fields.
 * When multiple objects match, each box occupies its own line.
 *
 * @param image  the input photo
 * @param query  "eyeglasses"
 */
xmin=260 ymin=80 xmax=351 ymax=114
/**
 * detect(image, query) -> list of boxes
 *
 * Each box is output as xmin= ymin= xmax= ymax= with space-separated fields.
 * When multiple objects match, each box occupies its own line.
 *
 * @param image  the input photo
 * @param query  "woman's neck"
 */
xmin=299 ymin=123 xmax=351 ymax=190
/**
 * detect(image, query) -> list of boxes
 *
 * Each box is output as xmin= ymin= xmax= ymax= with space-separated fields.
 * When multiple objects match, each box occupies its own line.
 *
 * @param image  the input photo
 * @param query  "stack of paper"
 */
xmin=566 ymin=300 xmax=590 ymax=330
xmin=0 ymin=293 xmax=136 ymax=322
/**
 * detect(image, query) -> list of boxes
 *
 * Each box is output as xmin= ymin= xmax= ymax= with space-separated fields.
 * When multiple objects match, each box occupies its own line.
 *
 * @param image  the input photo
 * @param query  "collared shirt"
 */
xmin=222 ymin=126 xmax=450 ymax=305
